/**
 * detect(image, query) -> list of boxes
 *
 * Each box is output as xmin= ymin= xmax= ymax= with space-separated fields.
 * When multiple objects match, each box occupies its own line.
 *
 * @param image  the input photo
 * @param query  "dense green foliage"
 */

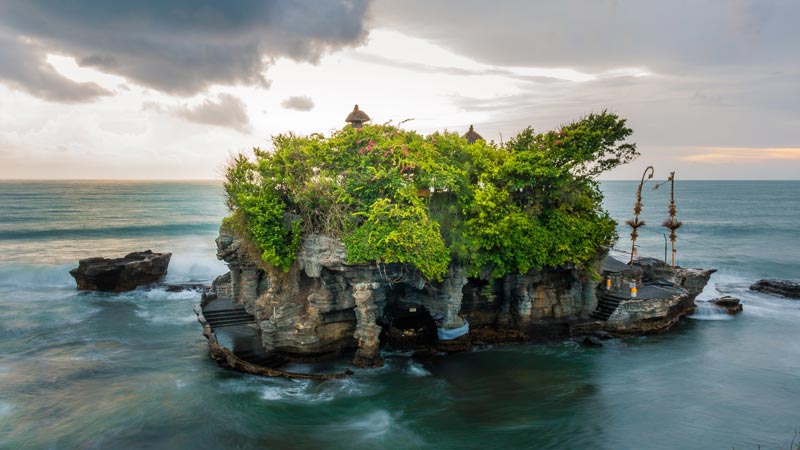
xmin=223 ymin=111 xmax=638 ymax=280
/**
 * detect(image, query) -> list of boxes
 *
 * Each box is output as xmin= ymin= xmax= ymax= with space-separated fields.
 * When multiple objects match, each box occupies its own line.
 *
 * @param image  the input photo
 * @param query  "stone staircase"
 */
xmin=590 ymin=291 xmax=626 ymax=321
xmin=202 ymin=307 xmax=256 ymax=328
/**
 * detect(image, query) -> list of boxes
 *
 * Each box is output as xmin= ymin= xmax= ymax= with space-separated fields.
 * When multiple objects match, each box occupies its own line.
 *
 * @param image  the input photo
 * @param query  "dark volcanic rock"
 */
xmin=582 ymin=336 xmax=603 ymax=347
xmin=750 ymin=279 xmax=800 ymax=299
xmin=70 ymin=250 xmax=171 ymax=292
xmin=165 ymin=283 xmax=209 ymax=292
xmin=710 ymin=296 xmax=743 ymax=314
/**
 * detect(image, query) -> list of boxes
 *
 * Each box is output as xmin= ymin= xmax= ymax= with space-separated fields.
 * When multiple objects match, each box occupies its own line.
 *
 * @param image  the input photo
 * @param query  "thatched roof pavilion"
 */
xmin=464 ymin=124 xmax=484 ymax=143
xmin=345 ymin=104 xmax=371 ymax=128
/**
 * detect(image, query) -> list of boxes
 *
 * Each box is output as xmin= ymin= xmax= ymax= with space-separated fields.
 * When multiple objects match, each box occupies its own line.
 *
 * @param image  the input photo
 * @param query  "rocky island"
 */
xmin=197 ymin=106 xmax=714 ymax=377
xmin=70 ymin=250 xmax=172 ymax=292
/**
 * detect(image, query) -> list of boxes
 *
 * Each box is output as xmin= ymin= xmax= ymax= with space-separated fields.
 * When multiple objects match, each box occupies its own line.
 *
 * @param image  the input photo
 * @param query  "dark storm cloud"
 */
xmin=0 ymin=34 xmax=111 ymax=102
xmin=171 ymin=94 xmax=251 ymax=132
xmin=0 ymin=0 xmax=371 ymax=98
xmin=281 ymin=96 xmax=315 ymax=111
xmin=373 ymin=0 xmax=800 ymax=71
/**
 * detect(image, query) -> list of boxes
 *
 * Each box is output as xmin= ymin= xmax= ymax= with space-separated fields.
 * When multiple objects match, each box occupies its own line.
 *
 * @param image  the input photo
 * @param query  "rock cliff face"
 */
xmin=214 ymin=229 xmax=601 ymax=367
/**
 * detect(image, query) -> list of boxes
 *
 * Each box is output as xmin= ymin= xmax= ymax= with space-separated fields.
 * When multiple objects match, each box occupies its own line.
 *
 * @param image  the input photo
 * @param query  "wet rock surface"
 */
xmin=212 ymin=227 xmax=602 ymax=363
xmin=206 ymin=229 xmax=714 ymax=372
xmin=69 ymin=250 xmax=171 ymax=292
xmin=750 ymin=279 xmax=800 ymax=299
xmin=582 ymin=335 xmax=603 ymax=347
xmin=600 ymin=256 xmax=716 ymax=334
xmin=710 ymin=296 xmax=743 ymax=314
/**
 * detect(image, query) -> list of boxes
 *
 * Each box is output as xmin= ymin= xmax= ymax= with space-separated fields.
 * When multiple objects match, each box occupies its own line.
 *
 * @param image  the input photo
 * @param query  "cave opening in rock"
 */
xmin=380 ymin=284 xmax=438 ymax=350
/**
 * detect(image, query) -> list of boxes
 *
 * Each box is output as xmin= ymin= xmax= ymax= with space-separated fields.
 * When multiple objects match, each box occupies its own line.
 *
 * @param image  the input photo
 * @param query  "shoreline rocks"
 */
xmin=710 ymin=296 xmax=743 ymax=314
xmin=600 ymin=256 xmax=716 ymax=334
xmin=69 ymin=250 xmax=171 ymax=292
xmin=749 ymin=279 xmax=800 ymax=299
xmin=206 ymin=229 xmax=715 ymax=374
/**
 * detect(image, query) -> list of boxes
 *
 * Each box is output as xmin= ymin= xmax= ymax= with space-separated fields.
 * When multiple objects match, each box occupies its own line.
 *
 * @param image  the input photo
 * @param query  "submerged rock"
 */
xmin=710 ymin=296 xmax=743 ymax=314
xmin=165 ymin=283 xmax=209 ymax=292
xmin=69 ymin=250 xmax=171 ymax=292
xmin=582 ymin=336 xmax=603 ymax=347
xmin=749 ymin=279 xmax=800 ymax=299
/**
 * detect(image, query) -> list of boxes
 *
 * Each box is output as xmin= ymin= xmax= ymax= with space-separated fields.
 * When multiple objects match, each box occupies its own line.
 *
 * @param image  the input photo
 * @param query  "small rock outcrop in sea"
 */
xmin=69 ymin=250 xmax=171 ymax=292
xmin=596 ymin=256 xmax=716 ymax=333
xmin=710 ymin=296 xmax=743 ymax=314
xmin=749 ymin=279 xmax=800 ymax=299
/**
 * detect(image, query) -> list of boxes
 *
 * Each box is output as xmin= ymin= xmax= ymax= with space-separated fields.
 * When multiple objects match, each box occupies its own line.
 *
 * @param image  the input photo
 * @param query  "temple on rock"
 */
xmin=195 ymin=105 xmax=714 ymax=378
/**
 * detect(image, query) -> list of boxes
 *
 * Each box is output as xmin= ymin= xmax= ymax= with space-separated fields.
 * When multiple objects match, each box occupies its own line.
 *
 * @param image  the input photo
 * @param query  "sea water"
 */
xmin=0 ymin=180 xmax=798 ymax=450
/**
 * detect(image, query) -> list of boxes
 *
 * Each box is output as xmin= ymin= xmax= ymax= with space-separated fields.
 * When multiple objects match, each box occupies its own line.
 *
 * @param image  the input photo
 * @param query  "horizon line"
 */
xmin=1 ymin=178 xmax=799 ymax=182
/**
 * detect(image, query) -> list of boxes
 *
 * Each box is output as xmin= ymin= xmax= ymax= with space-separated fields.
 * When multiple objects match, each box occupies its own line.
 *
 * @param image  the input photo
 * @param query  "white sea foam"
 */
xmin=335 ymin=410 xmax=426 ymax=446
xmin=165 ymin=253 xmax=227 ymax=283
xmin=134 ymin=308 xmax=197 ymax=326
xmin=0 ymin=401 xmax=13 ymax=417
xmin=344 ymin=410 xmax=394 ymax=440
xmin=259 ymin=377 xmax=377 ymax=403
xmin=690 ymin=302 xmax=734 ymax=321
xmin=404 ymin=361 xmax=431 ymax=377
xmin=213 ymin=374 xmax=381 ymax=403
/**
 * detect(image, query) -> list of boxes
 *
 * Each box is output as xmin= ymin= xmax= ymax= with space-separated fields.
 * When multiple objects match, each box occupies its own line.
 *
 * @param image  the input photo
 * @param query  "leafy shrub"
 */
xmin=222 ymin=111 xmax=637 ymax=279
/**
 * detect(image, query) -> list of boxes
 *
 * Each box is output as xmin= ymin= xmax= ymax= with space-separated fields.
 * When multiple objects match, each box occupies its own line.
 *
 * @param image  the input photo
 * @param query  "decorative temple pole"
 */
xmin=660 ymin=172 xmax=682 ymax=268
xmin=626 ymin=166 xmax=654 ymax=265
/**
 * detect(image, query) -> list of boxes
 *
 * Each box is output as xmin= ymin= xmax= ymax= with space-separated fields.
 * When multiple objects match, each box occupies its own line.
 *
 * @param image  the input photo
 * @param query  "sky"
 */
xmin=0 ymin=0 xmax=798 ymax=180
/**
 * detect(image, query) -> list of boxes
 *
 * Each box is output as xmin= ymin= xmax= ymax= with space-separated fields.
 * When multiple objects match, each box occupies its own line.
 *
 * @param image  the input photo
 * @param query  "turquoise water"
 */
xmin=1 ymin=180 xmax=799 ymax=450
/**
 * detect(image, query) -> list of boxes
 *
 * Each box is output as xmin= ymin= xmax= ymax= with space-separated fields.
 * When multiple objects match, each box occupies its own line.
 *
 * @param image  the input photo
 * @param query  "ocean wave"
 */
xmin=217 ymin=375 xmax=379 ymax=404
xmin=0 ymin=222 xmax=219 ymax=241
xmin=164 ymin=254 xmax=227 ymax=283
xmin=689 ymin=302 xmax=734 ymax=321
xmin=0 ymin=265 xmax=76 ymax=288
xmin=331 ymin=410 xmax=426 ymax=446
xmin=404 ymin=361 xmax=432 ymax=377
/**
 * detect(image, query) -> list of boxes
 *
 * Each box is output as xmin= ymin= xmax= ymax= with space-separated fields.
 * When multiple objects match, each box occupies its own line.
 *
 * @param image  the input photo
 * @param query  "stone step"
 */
xmin=204 ymin=308 xmax=250 ymax=317
xmin=206 ymin=318 xmax=256 ymax=327
xmin=204 ymin=312 xmax=253 ymax=321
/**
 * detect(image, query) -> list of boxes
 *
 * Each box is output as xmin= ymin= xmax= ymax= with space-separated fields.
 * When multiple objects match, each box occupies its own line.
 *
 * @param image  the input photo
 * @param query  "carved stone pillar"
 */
xmin=352 ymin=282 xmax=383 ymax=368
xmin=440 ymin=266 xmax=468 ymax=329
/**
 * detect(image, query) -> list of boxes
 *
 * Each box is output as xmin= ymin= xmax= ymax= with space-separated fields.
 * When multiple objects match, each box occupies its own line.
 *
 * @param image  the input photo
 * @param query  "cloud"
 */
xmin=373 ymin=0 xmax=800 ymax=72
xmin=683 ymin=147 xmax=800 ymax=163
xmin=0 ymin=0 xmax=371 ymax=98
xmin=170 ymin=93 xmax=251 ymax=133
xmin=281 ymin=96 xmax=315 ymax=111
xmin=0 ymin=34 xmax=111 ymax=102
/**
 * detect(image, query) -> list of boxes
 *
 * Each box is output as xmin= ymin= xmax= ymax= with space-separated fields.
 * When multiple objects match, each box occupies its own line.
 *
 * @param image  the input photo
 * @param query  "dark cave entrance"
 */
xmin=379 ymin=285 xmax=438 ymax=350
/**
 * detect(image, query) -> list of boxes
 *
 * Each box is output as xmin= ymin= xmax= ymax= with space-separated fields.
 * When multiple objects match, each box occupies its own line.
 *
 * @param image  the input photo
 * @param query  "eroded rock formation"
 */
xmin=710 ymin=296 xmax=743 ymax=314
xmin=70 ymin=250 xmax=171 ymax=292
xmin=209 ymin=227 xmax=717 ymax=369
xmin=213 ymin=228 xmax=603 ymax=363
xmin=750 ymin=279 xmax=800 ymax=299
xmin=600 ymin=256 xmax=716 ymax=333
